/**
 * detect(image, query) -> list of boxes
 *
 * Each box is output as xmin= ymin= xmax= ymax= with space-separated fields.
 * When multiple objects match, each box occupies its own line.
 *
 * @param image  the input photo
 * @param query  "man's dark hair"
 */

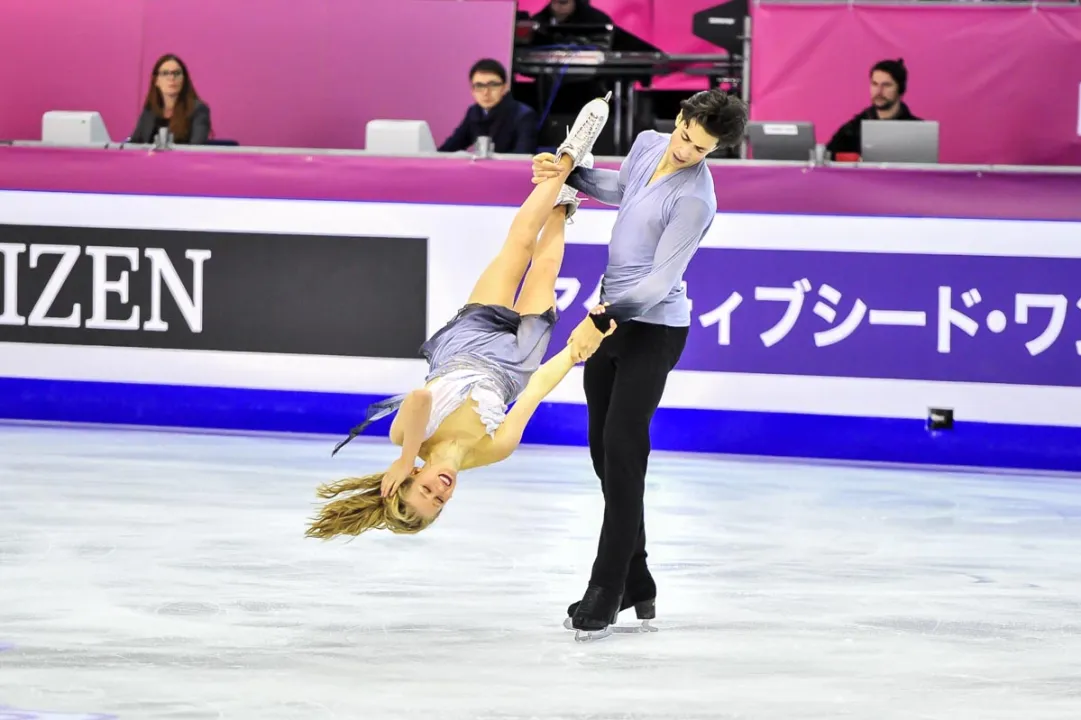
xmin=469 ymin=58 xmax=507 ymax=83
xmin=871 ymin=58 xmax=907 ymax=95
xmin=678 ymin=89 xmax=748 ymax=149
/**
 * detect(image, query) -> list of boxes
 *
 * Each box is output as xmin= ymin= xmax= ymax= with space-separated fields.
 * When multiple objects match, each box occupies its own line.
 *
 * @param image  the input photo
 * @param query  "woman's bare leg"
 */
xmin=514 ymin=206 xmax=568 ymax=316
xmin=466 ymin=155 xmax=574 ymax=308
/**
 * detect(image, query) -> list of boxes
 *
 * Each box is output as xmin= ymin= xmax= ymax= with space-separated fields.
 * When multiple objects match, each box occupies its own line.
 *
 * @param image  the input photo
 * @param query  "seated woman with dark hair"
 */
xmin=130 ymin=54 xmax=212 ymax=145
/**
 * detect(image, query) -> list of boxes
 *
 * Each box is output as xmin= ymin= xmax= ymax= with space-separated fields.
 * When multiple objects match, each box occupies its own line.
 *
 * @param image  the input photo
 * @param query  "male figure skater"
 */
xmin=531 ymin=89 xmax=749 ymax=641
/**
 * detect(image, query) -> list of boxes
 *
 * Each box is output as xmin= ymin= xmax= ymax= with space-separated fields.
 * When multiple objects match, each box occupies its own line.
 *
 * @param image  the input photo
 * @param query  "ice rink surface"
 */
xmin=1 ymin=423 xmax=1079 ymax=720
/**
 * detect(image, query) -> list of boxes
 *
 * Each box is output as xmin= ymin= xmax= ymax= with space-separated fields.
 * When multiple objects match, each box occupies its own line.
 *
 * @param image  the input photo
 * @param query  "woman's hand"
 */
xmin=531 ymin=152 xmax=564 ymax=185
xmin=568 ymin=305 xmax=616 ymax=362
xmin=380 ymin=456 xmax=416 ymax=498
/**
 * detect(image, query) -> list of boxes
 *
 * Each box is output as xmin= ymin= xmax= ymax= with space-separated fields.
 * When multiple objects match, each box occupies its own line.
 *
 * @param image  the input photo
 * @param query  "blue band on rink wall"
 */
xmin=2 ymin=377 xmax=1080 ymax=473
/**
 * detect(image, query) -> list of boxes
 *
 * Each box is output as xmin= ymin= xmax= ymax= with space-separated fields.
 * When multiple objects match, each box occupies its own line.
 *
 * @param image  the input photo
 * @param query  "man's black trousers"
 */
xmin=581 ymin=319 xmax=689 ymax=592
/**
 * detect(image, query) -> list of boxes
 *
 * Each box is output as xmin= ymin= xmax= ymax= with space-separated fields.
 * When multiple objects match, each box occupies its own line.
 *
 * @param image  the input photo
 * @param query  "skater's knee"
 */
xmin=588 ymin=430 xmax=606 ymax=477
xmin=528 ymin=253 xmax=562 ymax=280
xmin=495 ymin=241 xmax=534 ymax=272
xmin=602 ymin=420 xmax=650 ymax=457
xmin=601 ymin=427 xmax=651 ymax=489
xmin=503 ymin=228 xmax=538 ymax=258
xmin=590 ymin=454 xmax=605 ymax=481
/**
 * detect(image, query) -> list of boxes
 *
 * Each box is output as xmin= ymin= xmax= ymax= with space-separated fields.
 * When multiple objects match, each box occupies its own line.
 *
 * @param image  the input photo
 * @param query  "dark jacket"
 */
xmin=438 ymin=94 xmax=538 ymax=154
xmin=826 ymin=102 xmax=921 ymax=158
xmin=531 ymin=1 xmax=613 ymax=26
xmin=130 ymin=100 xmax=212 ymax=145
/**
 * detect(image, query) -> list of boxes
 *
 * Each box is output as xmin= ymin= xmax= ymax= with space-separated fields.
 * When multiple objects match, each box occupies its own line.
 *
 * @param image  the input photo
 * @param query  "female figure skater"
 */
xmin=305 ymin=96 xmax=612 ymax=540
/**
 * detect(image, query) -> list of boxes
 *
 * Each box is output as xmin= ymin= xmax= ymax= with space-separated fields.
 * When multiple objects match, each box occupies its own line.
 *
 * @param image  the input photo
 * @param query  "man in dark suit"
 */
xmin=439 ymin=59 xmax=539 ymax=155
xmin=826 ymin=58 xmax=923 ymax=159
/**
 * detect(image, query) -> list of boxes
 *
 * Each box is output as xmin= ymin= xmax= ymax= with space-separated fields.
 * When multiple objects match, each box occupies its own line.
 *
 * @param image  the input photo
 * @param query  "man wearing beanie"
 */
xmin=826 ymin=58 xmax=922 ymax=159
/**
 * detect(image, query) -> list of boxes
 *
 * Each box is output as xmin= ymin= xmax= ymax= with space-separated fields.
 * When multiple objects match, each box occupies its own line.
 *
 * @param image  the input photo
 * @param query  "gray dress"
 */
xmin=331 ymin=302 xmax=558 ymax=455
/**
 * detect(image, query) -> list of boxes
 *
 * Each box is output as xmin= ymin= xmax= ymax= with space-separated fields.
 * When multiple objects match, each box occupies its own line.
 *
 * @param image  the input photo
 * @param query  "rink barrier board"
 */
xmin=1 ymin=148 xmax=1081 ymax=473
xmin=3 ymin=376 xmax=1081 ymax=473
xmin=2 ymin=146 xmax=1081 ymax=222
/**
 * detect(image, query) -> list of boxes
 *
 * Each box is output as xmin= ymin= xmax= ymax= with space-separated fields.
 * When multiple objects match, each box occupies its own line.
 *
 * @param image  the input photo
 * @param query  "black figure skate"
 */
xmin=564 ymin=572 xmax=658 ymax=640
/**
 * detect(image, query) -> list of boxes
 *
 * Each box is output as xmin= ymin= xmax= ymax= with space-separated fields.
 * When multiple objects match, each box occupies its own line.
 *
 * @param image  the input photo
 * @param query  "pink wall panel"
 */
xmin=138 ymin=0 xmax=329 ymax=147
xmin=0 ymin=0 xmax=517 ymax=150
xmin=651 ymin=0 xmax=739 ymax=90
xmin=320 ymin=1 xmax=517 ymax=150
xmin=751 ymin=5 xmax=1081 ymax=166
xmin=5 ymin=0 xmax=1076 ymax=166
xmin=0 ymin=0 xmax=146 ymax=142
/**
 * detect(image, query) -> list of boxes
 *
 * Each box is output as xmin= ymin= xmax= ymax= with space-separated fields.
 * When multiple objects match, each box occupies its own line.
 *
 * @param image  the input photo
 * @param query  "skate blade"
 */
xmin=574 ymin=626 xmax=612 ymax=642
xmin=611 ymin=619 xmax=658 ymax=634
xmin=563 ymin=617 xmax=657 ymax=635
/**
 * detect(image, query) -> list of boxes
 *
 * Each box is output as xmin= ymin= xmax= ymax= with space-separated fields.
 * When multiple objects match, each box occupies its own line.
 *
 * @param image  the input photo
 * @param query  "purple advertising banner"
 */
xmin=547 ymin=246 xmax=1081 ymax=388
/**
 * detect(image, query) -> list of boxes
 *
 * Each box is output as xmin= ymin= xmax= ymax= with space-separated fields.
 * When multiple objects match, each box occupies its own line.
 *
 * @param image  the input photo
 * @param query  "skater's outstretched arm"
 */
xmin=473 ymin=341 xmax=608 ymax=466
xmin=531 ymin=133 xmax=643 ymax=206
xmin=531 ymin=153 xmax=628 ymax=207
xmin=481 ymin=347 xmax=577 ymax=465
xmin=564 ymin=165 xmax=626 ymax=206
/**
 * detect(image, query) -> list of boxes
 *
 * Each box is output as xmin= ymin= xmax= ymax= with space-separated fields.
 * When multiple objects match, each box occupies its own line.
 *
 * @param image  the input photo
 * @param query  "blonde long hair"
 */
xmin=305 ymin=473 xmax=437 ymax=539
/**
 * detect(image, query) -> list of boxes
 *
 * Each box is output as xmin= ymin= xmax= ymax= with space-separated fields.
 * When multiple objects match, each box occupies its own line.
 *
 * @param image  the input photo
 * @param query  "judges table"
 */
xmin=1 ymin=143 xmax=1080 ymax=473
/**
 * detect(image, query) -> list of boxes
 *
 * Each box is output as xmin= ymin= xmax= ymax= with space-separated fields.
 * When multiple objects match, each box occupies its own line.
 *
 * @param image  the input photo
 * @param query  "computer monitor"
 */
xmin=861 ymin=120 xmax=940 ymax=163
xmin=41 ymin=111 xmax=112 ymax=145
xmin=746 ymin=122 xmax=816 ymax=161
xmin=364 ymin=120 xmax=437 ymax=154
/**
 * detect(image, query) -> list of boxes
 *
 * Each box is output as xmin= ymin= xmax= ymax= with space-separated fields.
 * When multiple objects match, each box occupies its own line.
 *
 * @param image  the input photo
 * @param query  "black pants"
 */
xmin=582 ymin=320 xmax=689 ymax=592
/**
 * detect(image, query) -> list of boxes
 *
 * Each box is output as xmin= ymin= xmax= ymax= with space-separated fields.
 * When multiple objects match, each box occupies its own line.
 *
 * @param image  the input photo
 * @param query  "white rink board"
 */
xmin=1 ymin=190 xmax=1080 ymax=427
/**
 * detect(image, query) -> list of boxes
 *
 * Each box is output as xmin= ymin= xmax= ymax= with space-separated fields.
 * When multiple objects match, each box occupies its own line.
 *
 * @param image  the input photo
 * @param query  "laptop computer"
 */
xmin=861 ymin=120 xmax=940 ymax=163
xmin=746 ymin=121 xmax=816 ymax=161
